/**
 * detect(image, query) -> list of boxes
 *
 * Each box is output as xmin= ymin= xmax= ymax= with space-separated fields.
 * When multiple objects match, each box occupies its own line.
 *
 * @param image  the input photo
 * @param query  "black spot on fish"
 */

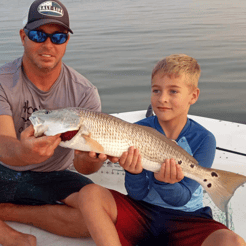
xmin=178 ymin=160 xmax=182 ymax=165
xmin=190 ymin=164 xmax=194 ymax=168
xmin=204 ymin=179 xmax=207 ymax=182
xmin=207 ymin=183 xmax=212 ymax=188
xmin=211 ymin=172 xmax=218 ymax=177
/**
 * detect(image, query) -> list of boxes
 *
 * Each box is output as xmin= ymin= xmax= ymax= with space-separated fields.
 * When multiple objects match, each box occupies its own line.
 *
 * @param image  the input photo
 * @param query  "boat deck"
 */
xmin=5 ymin=110 xmax=246 ymax=245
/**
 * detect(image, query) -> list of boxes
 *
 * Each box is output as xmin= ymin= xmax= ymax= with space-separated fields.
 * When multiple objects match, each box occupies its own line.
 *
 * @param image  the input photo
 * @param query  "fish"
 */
xmin=29 ymin=107 xmax=246 ymax=212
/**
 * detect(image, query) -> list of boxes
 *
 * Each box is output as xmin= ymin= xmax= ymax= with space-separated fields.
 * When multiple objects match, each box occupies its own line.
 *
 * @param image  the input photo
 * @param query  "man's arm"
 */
xmin=73 ymin=150 xmax=119 ymax=175
xmin=0 ymin=115 xmax=61 ymax=166
xmin=73 ymin=150 xmax=107 ymax=174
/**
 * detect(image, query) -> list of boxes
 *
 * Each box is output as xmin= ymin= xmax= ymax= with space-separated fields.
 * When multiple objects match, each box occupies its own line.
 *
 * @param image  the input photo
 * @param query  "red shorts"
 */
xmin=110 ymin=190 xmax=228 ymax=246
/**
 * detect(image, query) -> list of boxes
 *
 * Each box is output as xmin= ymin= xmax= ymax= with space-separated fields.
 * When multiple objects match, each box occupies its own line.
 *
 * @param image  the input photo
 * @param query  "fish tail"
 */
xmin=202 ymin=167 xmax=246 ymax=212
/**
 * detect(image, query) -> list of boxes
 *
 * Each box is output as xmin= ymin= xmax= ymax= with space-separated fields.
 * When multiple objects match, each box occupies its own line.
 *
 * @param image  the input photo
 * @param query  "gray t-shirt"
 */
xmin=0 ymin=57 xmax=101 ymax=172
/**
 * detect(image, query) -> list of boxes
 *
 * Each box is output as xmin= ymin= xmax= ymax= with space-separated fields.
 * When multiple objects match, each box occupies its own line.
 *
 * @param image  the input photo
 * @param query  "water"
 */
xmin=1 ymin=0 xmax=246 ymax=123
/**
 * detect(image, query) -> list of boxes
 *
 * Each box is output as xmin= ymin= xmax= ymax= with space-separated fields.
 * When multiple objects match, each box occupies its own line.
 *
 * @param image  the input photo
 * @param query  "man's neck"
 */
xmin=22 ymin=62 xmax=62 ymax=92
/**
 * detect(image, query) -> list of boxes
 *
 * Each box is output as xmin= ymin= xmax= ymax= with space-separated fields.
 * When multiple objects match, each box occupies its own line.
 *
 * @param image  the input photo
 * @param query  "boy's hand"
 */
xmin=154 ymin=159 xmax=184 ymax=184
xmin=119 ymin=146 xmax=143 ymax=174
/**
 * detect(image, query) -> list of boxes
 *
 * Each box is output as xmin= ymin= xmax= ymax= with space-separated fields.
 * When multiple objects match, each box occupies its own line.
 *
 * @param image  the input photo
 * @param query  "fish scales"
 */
xmin=66 ymin=109 xmax=211 ymax=181
xmin=30 ymin=107 xmax=246 ymax=212
xmin=79 ymin=109 xmax=193 ymax=170
xmin=81 ymin=110 xmax=131 ymax=156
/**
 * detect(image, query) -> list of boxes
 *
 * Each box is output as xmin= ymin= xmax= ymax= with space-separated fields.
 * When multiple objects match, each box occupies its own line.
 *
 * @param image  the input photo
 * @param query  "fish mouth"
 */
xmin=60 ymin=130 xmax=79 ymax=142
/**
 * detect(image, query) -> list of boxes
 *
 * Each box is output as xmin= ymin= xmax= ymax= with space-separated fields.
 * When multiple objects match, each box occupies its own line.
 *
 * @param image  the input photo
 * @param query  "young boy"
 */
xmin=78 ymin=54 xmax=245 ymax=245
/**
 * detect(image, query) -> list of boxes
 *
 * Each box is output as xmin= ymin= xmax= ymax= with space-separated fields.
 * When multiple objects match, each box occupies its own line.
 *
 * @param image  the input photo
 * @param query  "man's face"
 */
xmin=21 ymin=24 xmax=69 ymax=73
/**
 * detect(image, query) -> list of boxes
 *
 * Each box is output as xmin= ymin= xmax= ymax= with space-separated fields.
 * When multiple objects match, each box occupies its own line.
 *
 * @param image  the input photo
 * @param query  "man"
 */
xmin=0 ymin=0 xmax=110 ymax=242
xmin=0 ymin=220 xmax=36 ymax=246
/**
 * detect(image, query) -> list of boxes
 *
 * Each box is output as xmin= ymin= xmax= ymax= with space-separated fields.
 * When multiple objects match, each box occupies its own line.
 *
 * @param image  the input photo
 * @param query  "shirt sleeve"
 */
xmin=64 ymin=63 xmax=102 ymax=113
xmin=124 ymin=119 xmax=153 ymax=200
xmin=0 ymin=84 xmax=12 ymax=116
xmin=125 ymin=170 xmax=150 ymax=200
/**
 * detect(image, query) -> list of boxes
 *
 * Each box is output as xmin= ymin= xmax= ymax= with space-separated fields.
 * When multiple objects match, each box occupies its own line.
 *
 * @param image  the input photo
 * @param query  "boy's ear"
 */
xmin=189 ymin=87 xmax=200 ymax=105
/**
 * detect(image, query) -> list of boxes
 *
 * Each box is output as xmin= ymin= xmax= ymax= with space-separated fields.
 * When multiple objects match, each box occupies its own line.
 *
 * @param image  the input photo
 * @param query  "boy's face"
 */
xmin=151 ymin=73 xmax=199 ymax=125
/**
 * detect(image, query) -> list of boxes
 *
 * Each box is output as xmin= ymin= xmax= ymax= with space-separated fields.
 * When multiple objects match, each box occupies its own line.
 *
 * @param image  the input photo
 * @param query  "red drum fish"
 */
xmin=29 ymin=107 xmax=246 ymax=212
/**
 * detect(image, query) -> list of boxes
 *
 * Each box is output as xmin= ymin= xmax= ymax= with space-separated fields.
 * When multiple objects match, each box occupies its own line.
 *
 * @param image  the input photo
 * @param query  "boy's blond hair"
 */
xmin=152 ymin=54 xmax=201 ymax=89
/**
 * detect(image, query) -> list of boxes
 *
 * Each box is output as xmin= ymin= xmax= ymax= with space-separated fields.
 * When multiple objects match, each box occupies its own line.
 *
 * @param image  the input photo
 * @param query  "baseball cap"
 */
xmin=24 ymin=0 xmax=73 ymax=33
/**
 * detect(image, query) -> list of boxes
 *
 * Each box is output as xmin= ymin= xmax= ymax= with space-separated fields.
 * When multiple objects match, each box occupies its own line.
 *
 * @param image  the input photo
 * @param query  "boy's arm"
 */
xmin=125 ymin=170 xmax=150 ymax=200
xmin=153 ymin=134 xmax=216 ymax=206
xmin=122 ymin=130 xmax=216 ymax=205
xmin=125 ymin=159 xmax=187 ymax=203
xmin=117 ymin=146 xmax=150 ymax=200
xmin=122 ymin=147 xmax=197 ymax=202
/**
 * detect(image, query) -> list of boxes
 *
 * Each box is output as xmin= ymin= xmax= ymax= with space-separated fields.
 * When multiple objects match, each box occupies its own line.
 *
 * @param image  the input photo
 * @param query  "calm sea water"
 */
xmin=1 ymin=0 xmax=246 ymax=123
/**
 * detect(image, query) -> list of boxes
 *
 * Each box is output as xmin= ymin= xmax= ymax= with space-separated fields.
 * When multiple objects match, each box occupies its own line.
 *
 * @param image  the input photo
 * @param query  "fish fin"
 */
xmin=171 ymin=139 xmax=178 ymax=145
xmin=202 ymin=167 xmax=246 ymax=212
xmin=82 ymin=133 xmax=104 ymax=153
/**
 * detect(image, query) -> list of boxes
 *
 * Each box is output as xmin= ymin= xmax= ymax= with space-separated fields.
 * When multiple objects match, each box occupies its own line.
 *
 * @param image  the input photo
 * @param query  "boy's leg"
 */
xmin=78 ymin=184 xmax=121 ymax=246
xmin=202 ymin=229 xmax=246 ymax=246
xmin=0 ymin=219 xmax=36 ymax=246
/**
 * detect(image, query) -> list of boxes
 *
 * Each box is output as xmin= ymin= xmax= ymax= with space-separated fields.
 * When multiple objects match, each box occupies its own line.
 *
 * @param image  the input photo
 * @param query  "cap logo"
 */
xmin=38 ymin=1 xmax=64 ymax=17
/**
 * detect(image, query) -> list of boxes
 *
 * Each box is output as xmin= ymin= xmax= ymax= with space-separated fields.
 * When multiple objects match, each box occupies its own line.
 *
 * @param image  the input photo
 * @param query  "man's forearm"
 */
xmin=0 ymin=135 xmax=28 ymax=166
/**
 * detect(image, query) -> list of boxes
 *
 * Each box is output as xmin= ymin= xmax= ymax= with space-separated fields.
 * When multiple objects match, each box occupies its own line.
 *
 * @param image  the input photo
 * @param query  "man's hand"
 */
xmin=19 ymin=125 xmax=61 ymax=165
xmin=74 ymin=147 xmax=143 ymax=175
xmin=73 ymin=150 xmax=108 ymax=174
xmin=154 ymin=158 xmax=184 ymax=183
xmin=73 ymin=148 xmax=123 ymax=174
xmin=119 ymin=146 xmax=143 ymax=174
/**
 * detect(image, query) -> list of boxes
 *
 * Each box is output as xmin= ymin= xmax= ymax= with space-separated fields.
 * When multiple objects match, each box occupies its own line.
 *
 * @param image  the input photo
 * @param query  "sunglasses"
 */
xmin=24 ymin=29 xmax=69 ymax=45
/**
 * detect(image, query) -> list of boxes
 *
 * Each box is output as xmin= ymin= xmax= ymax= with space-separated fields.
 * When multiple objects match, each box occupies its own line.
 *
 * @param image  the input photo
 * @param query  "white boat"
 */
xmin=5 ymin=109 xmax=246 ymax=245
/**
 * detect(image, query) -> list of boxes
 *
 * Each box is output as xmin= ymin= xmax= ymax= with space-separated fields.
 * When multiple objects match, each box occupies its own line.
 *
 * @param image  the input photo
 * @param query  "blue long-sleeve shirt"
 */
xmin=125 ymin=116 xmax=216 ymax=212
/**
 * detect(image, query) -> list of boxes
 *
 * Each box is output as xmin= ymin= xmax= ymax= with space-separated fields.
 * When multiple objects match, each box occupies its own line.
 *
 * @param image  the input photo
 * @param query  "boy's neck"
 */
xmin=159 ymin=116 xmax=188 ymax=140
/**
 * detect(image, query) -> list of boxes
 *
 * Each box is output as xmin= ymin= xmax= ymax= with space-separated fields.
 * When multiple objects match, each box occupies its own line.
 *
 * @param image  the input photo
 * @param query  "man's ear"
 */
xmin=190 ymin=87 xmax=200 ymax=105
xmin=19 ymin=29 xmax=26 ymax=46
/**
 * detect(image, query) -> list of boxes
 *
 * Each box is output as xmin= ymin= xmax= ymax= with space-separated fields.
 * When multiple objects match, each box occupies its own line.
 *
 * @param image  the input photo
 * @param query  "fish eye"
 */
xmin=45 ymin=110 xmax=51 ymax=115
